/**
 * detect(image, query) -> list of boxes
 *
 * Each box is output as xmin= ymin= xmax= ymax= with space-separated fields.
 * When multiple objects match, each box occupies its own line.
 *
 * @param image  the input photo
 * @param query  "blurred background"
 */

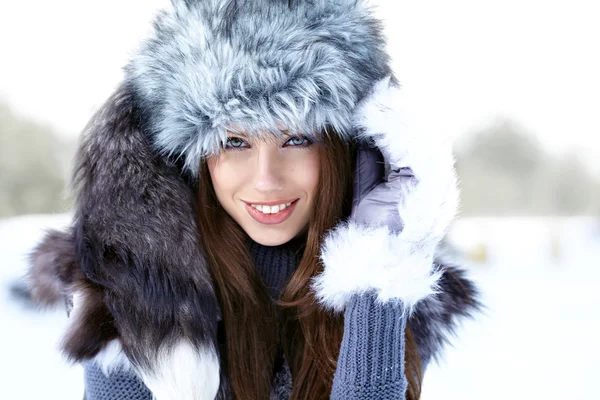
xmin=1 ymin=0 xmax=599 ymax=398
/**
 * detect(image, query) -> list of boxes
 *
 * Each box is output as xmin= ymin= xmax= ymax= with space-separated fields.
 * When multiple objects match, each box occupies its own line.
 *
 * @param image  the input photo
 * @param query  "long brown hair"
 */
xmin=196 ymin=129 xmax=423 ymax=399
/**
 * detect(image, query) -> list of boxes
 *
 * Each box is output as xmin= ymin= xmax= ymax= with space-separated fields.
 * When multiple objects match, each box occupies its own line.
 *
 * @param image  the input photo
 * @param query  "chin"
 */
xmin=233 ymin=201 xmax=309 ymax=246
xmin=246 ymin=230 xmax=297 ymax=247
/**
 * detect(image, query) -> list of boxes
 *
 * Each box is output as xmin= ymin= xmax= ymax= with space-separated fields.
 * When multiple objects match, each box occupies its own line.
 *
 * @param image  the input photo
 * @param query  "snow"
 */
xmin=0 ymin=213 xmax=84 ymax=399
xmin=1 ymin=213 xmax=599 ymax=399
xmin=422 ymin=217 xmax=600 ymax=399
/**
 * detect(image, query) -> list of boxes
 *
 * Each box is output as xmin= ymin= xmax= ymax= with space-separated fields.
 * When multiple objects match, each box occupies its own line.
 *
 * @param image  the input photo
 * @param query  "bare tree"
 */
xmin=455 ymin=118 xmax=599 ymax=216
xmin=0 ymin=102 xmax=74 ymax=218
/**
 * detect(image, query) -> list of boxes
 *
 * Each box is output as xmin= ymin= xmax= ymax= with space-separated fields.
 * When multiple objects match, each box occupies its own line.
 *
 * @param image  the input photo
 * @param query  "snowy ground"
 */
xmin=422 ymin=217 xmax=600 ymax=399
xmin=0 ymin=214 xmax=84 ymax=399
xmin=1 ymin=214 xmax=599 ymax=399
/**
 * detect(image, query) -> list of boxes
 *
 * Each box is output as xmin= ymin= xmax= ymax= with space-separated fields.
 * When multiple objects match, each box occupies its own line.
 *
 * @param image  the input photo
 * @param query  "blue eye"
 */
xmin=223 ymin=135 xmax=313 ymax=151
xmin=224 ymin=137 xmax=249 ymax=150
xmin=284 ymin=135 xmax=312 ymax=147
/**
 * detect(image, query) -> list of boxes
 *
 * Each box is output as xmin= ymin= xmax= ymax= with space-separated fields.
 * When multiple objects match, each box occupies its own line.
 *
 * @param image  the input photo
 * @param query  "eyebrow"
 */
xmin=225 ymin=130 xmax=249 ymax=138
xmin=226 ymin=129 xmax=292 ymax=138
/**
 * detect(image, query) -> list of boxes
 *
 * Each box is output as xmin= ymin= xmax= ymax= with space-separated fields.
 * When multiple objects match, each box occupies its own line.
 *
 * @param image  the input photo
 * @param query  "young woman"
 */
xmin=28 ymin=1 xmax=482 ymax=399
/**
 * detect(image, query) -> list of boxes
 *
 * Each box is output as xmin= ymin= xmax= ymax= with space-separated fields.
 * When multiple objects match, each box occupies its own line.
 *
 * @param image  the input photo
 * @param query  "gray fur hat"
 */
xmin=126 ymin=0 xmax=393 ymax=176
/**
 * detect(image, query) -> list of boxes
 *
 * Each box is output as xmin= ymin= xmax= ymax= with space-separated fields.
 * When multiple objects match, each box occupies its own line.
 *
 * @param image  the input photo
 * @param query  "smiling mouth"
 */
xmin=243 ymin=198 xmax=299 ymax=207
xmin=243 ymin=199 xmax=299 ymax=225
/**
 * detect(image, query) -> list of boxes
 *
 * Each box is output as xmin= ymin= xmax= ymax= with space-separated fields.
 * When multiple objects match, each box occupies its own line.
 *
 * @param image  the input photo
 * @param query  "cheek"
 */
xmin=206 ymin=157 xmax=238 ymax=201
xmin=292 ymin=149 xmax=320 ymax=197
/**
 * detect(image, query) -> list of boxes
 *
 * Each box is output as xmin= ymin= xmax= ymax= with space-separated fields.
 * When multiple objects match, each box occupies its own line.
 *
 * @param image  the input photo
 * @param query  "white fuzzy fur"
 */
xmin=70 ymin=292 xmax=220 ymax=399
xmin=90 ymin=339 xmax=221 ymax=400
xmin=92 ymin=339 xmax=133 ymax=376
xmin=363 ymin=77 xmax=460 ymax=244
xmin=137 ymin=340 xmax=220 ymax=400
xmin=312 ymin=76 xmax=460 ymax=314
xmin=312 ymin=221 xmax=444 ymax=316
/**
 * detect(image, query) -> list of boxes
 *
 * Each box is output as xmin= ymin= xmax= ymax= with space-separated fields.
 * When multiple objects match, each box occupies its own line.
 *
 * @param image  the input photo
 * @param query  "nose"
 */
xmin=253 ymin=145 xmax=284 ymax=193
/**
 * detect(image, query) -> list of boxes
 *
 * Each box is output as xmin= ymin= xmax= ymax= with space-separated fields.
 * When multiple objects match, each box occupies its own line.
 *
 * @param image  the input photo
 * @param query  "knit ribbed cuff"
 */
xmin=83 ymin=360 xmax=153 ymax=400
xmin=330 ymin=292 xmax=408 ymax=399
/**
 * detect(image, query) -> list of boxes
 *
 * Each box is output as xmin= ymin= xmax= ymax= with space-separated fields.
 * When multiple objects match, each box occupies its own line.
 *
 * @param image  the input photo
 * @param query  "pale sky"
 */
xmin=1 ymin=0 xmax=599 ymax=174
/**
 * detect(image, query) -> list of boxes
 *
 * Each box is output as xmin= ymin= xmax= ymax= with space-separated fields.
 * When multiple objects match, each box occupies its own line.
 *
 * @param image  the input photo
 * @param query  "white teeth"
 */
xmin=251 ymin=202 xmax=294 ymax=214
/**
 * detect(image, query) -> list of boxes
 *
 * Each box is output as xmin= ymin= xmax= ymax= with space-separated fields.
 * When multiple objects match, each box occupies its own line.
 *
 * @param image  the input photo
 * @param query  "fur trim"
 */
xmin=28 ymin=227 xmax=223 ymax=397
xmin=137 ymin=340 xmax=221 ymax=400
xmin=26 ymin=228 xmax=79 ymax=307
xmin=70 ymin=289 xmax=221 ymax=400
xmin=24 ymin=84 xmax=224 ymax=397
xmin=126 ymin=0 xmax=394 ymax=177
xmin=312 ymin=76 xmax=461 ymax=314
xmin=352 ymin=76 xmax=460 ymax=244
xmin=88 ymin=338 xmax=133 ymax=376
xmin=77 ymin=307 xmax=221 ymax=400
xmin=312 ymin=221 xmax=443 ymax=315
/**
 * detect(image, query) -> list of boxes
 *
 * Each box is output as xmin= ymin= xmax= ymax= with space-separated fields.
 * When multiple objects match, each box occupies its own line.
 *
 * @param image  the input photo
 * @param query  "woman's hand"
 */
xmin=313 ymin=76 xmax=460 ymax=315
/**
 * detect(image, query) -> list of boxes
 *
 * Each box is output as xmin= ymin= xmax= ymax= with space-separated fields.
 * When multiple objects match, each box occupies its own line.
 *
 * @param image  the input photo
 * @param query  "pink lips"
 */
xmin=243 ymin=199 xmax=299 ymax=225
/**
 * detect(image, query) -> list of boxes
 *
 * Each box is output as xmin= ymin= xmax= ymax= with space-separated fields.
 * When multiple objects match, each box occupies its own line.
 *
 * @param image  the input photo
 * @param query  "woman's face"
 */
xmin=206 ymin=128 xmax=321 ymax=246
